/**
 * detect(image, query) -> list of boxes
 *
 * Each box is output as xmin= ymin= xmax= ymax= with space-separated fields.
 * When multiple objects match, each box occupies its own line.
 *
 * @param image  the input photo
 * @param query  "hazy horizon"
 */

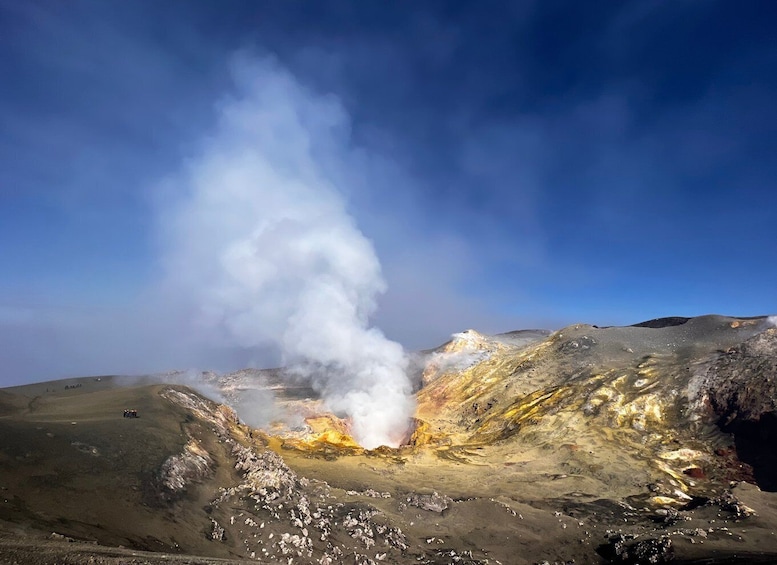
xmin=2 ymin=1 xmax=776 ymax=386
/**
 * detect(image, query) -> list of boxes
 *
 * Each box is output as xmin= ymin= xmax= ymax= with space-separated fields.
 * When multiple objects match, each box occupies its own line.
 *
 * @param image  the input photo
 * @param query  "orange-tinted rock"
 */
xmin=683 ymin=467 xmax=705 ymax=479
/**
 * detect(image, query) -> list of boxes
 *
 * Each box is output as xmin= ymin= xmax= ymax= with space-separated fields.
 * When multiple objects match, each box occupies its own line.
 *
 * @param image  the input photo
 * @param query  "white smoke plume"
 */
xmin=157 ymin=55 xmax=414 ymax=449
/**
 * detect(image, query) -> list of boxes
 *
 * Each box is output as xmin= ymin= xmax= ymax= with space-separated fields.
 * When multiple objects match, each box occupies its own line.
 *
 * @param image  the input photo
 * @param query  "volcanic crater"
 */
xmin=2 ymin=315 xmax=777 ymax=564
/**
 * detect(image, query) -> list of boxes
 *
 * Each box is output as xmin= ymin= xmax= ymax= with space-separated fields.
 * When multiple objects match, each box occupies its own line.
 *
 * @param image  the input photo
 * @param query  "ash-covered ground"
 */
xmin=1 ymin=315 xmax=777 ymax=564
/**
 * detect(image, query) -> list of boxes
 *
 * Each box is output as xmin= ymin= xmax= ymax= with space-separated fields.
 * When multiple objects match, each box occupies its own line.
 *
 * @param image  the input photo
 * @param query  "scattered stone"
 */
xmin=599 ymin=534 xmax=673 ymax=564
xmin=652 ymin=507 xmax=682 ymax=526
xmin=49 ymin=532 xmax=75 ymax=542
xmin=210 ymin=519 xmax=226 ymax=541
xmin=406 ymin=491 xmax=452 ymax=513
xmin=710 ymin=490 xmax=757 ymax=519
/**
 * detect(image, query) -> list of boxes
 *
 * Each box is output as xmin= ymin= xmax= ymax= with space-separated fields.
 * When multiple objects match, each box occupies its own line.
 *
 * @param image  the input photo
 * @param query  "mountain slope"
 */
xmin=413 ymin=316 xmax=777 ymax=502
xmin=2 ymin=315 xmax=777 ymax=564
xmin=0 ymin=379 xmax=246 ymax=558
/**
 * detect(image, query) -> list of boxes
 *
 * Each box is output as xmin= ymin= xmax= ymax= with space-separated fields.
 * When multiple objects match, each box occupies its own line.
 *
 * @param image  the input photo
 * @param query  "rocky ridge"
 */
xmin=3 ymin=315 xmax=777 ymax=564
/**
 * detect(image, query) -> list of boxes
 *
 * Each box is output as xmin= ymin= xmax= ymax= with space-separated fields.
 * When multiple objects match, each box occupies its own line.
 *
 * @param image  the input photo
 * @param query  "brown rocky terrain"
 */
xmin=1 ymin=315 xmax=777 ymax=564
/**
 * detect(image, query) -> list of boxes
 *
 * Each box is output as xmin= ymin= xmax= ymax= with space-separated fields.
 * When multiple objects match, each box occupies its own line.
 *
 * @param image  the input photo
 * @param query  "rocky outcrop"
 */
xmin=404 ymin=491 xmax=452 ymax=513
xmin=159 ymin=384 xmax=413 ymax=563
xmin=693 ymin=328 xmax=777 ymax=490
xmin=208 ymin=442 xmax=409 ymax=563
xmin=700 ymin=328 xmax=777 ymax=423
xmin=598 ymin=534 xmax=674 ymax=564
xmin=156 ymin=439 xmax=213 ymax=498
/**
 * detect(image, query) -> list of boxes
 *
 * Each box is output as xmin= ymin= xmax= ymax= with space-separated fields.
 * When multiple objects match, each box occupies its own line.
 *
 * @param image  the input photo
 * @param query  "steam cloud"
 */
xmin=159 ymin=55 xmax=414 ymax=449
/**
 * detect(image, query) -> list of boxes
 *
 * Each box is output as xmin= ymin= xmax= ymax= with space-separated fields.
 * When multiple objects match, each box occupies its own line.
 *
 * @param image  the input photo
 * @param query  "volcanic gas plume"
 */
xmin=158 ymin=55 xmax=413 ymax=449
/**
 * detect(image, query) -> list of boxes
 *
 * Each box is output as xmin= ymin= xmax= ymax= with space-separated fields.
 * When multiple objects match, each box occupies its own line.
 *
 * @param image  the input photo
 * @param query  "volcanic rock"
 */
xmin=2 ymin=314 xmax=777 ymax=564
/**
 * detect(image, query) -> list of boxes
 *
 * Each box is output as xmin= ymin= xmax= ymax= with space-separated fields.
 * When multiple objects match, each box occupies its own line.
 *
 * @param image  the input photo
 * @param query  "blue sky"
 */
xmin=1 ymin=1 xmax=776 ymax=383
